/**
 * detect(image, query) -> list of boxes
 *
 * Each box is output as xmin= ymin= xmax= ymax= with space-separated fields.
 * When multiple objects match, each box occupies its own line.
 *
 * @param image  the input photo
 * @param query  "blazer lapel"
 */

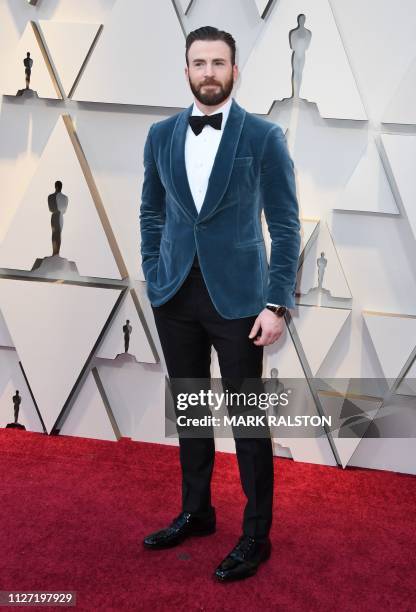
xmin=170 ymin=99 xmax=246 ymax=223
xmin=197 ymin=99 xmax=246 ymax=223
xmin=170 ymin=104 xmax=198 ymax=222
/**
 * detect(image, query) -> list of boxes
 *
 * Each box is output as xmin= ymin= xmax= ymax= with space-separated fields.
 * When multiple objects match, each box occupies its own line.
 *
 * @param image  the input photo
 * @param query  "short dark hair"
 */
xmin=185 ymin=26 xmax=236 ymax=66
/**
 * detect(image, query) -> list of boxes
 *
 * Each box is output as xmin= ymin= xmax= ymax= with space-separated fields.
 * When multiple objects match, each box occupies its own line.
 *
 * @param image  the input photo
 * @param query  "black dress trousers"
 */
xmin=151 ymin=254 xmax=274 ymax=540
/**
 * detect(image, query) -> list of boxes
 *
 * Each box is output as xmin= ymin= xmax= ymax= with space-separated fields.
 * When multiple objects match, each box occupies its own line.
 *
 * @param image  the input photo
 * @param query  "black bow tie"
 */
xmin=189 ymin=113 xmax=223 ymax=136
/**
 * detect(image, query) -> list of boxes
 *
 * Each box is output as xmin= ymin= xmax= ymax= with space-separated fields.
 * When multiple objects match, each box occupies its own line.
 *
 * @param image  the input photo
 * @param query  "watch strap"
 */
xmin=266 ymin=305 xmax=287 ymax=317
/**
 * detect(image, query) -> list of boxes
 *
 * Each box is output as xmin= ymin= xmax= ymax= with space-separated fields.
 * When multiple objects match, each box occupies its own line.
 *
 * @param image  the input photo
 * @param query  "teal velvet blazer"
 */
xmin=139 ymin=99 xmax=301 ymax=319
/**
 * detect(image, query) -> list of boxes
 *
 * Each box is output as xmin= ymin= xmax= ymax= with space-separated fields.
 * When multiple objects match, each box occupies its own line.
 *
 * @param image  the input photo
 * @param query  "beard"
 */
xmin=189 ymin=73 xmax=234 ymax=106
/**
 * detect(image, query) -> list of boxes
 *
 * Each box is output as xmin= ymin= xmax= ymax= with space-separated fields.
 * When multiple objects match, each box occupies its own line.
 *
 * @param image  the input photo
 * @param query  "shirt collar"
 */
xmin=191 ymin=96 xmax=233 ymax=129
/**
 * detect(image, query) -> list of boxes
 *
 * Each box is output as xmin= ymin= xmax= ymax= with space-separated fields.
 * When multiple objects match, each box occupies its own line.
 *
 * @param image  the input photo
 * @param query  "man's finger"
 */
xmin=253 ymin=329 xmax=269 ymax=345
xmin=248 ymin=317 xmax=261 ymax=339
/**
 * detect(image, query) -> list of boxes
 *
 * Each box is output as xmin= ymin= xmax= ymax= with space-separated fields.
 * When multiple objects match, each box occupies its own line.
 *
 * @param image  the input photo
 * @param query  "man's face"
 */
xmin=185 ymin=39 xmax=238 ymax=106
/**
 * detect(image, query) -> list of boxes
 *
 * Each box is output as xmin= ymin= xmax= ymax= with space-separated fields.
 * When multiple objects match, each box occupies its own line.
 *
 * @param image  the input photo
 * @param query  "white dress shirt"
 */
xmin=184 ymin=97 xmax=280 ymax=310
xmin=184 ymin=96 xmax=232 ymax=213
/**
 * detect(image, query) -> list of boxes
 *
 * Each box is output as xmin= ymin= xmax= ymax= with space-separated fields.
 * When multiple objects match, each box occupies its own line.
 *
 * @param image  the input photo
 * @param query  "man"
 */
xmin=139 ymin=26 xmax=301 ymax=582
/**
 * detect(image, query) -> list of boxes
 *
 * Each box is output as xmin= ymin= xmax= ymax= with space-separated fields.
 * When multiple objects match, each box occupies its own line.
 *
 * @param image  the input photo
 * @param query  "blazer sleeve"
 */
xmin=260 ymin=125 xmax=301 ymax=309
xmin=139 ymin=124 xmax=166 ymax=280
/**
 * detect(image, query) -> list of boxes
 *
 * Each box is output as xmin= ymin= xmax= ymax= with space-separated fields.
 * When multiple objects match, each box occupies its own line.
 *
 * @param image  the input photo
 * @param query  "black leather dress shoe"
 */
xmin=143 ymin=511 xmax=216 ymax=550
xmin=214 ymin=535 xmax=271 ymax=582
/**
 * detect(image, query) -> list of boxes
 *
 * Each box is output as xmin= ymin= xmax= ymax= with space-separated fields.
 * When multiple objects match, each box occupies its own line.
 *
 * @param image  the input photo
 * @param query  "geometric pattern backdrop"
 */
xmin=0 ymin=0 xmax=415 ymax=475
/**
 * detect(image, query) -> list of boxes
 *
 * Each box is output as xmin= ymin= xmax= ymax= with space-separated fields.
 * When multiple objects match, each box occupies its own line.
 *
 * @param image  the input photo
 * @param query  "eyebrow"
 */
xmin=191 ymin=58 xmax=227 ymax=63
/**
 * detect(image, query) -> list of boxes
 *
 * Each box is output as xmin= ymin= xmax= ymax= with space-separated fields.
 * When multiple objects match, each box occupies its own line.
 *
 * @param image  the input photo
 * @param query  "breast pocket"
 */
xmin=233 ymin=156 xmax=253 ymax=168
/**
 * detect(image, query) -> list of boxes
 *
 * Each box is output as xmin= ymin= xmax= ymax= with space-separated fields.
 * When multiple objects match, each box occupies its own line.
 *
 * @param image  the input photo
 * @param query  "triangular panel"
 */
xmin=318 ymin=392 xmax=381 ymax=468
xmin=293 ymin=305 xmax=351 ymax=375
xmin=296 ymin=222 xmax=352 ymax=306
xmin=335 ymin=139 xmax=398 ymax=214
xmin=1 ymin=21 xmax=60 ymax=99
xmin=73 ymin=0 xmax=189 ymax=107
xmin=38 ymin=21 xmax=102 ymax=98
xmin=381 ymin=133 xmax=416 ymax=242
xmin=237 ymin=0 xmax=366 ymax=119
xmin=363 ymin=311 xmax=416 ymax=381
xmin=177 ymin=0 xmax=194 ymax=14
xmin=59 ymin=369 xmax=119 ymax=441
xmin=0 ymin=279 xmax=122 ymax=432
xmin=0 ymin=349 xmax=44 ymax=432
xmin=397 ymin=359 xmax=416 ymax=397
xmin=255 ymin=0 xmax=272 ymax=19
xmin=95 ymin=360 xmax=166 ymax=443
xmin=96 ymin=289 xmax=157 ymax=364
xmin=0 ymin=310 xmax=14 ymax=348
xmin=383 ymin=55 xmax=416 ymax=125
xmin=0 ymin=116 xmax=121 ymax=279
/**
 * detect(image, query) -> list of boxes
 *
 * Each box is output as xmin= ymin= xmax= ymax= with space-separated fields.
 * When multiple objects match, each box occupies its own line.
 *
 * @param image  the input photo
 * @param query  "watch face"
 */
xmin=277 ymin=306 xmax=287 ymax=317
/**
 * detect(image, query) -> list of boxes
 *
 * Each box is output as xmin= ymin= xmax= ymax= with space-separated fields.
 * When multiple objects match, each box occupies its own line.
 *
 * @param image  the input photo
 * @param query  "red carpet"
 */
xmin=0 ymin=430 xmax=415 ymax=611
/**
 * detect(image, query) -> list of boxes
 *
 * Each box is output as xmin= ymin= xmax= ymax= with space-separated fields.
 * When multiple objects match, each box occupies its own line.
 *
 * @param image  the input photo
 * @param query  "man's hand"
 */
xmin=248 ymin=308 xmax=286 ymax=346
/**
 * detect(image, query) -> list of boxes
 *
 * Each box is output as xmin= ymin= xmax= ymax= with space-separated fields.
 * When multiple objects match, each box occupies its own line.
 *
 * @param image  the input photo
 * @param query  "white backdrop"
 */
xmin=0 ymin=0 xmax=415 ymax=474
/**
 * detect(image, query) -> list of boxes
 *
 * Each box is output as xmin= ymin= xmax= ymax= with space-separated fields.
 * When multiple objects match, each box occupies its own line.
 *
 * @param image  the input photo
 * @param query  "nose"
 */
xmin=203 ymin=62 xmax=214 ymax=78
